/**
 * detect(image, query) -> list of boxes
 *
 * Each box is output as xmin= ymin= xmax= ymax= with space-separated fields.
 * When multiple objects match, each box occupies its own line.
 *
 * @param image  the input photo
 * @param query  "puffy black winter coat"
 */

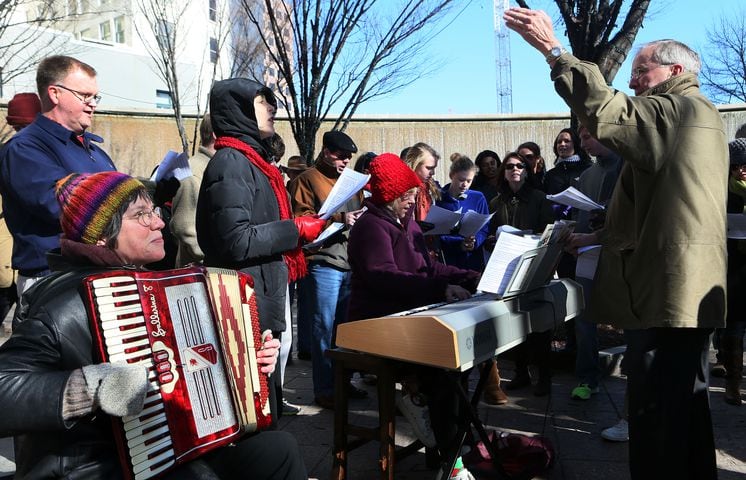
xmin=196 ymin=78 xmax=299 ymax=333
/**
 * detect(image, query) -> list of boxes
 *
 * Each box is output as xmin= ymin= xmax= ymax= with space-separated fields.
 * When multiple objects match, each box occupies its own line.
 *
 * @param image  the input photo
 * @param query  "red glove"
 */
xmin=293 ymin=215 xmax=326 ymax=244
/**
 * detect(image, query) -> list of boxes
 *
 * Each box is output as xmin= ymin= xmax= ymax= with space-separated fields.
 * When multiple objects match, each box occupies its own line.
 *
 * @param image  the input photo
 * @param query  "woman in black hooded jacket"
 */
xmin=196 ymin=79 xmax=325 ymax=418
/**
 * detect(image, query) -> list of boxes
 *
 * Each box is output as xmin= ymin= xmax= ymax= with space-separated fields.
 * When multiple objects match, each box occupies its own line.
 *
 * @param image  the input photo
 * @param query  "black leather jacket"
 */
xmin=0 ymin=261 xmax=126 ymax=479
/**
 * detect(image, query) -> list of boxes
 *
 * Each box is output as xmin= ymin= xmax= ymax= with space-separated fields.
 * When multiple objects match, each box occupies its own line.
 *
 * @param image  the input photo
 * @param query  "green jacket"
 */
xmin=552 ymin=54 xmax=728 ymax=329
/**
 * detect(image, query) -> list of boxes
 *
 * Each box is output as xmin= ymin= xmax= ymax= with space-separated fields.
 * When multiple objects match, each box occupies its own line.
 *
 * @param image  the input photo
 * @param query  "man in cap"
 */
xmin=0 ymin=56 xmax=115 ymax=296
xmin=504 ymin=8 xmax=727 ymax=479
xmin=289 ymin=130 xmax=367 ymax=409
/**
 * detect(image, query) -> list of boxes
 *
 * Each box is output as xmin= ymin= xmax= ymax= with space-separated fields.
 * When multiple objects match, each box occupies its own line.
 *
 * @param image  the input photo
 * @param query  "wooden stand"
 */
xmin=326 ymin=348 xmax=427 ymax=480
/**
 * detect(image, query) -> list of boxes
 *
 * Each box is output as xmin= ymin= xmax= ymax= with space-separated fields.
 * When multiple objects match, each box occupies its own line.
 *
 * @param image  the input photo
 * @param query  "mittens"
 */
xmin=82 ymin=363 xmax=149 ymax=417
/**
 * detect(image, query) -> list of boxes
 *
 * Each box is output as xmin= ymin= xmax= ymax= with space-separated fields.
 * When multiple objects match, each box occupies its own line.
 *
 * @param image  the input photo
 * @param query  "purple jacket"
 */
xmin=347 ymin=200 xmax=479 ymax=321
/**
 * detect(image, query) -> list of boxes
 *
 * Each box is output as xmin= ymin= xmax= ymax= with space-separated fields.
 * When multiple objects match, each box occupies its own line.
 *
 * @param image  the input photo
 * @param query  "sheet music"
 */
xmin=576 ymin=244 xmax=602 ymax=279
xmin=318 ymin=168 xmax=370 ymax=220
xmin=422 ymin=205 xmax=462 ymax=235
xmin=150 ymin=150 xmax=192 ymax=182
xmin=458 ymin=210 xmax=494 ymax=238
xmin=303 ymin=222 xmax=344 ymax=249
xmin=477 ymin=233 xmax=540 ymax=296
xmin=546 ymin=186 xmax=604 ymax=212
xmin=727 ymin=214 xmax=746 ymax=239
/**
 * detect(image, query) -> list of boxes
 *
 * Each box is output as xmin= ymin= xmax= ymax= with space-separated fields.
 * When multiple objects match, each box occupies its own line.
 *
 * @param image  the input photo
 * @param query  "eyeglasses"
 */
xmin=131 ymin=207 xmax=162 ymax=227
xmin=505 ymin=163 xmax=527 ymax=171
xmin=629 ymin=64 xmax=671 ymax=81
xmin=54 ymin=84 xmax=102 ymax=104
xmin=399 ymin=191 xmax=417 ymax=202
xmin=732 ymin=164 xmax=746 ymax=171
xmin=520 ymin=153 xmax=535 ymax=160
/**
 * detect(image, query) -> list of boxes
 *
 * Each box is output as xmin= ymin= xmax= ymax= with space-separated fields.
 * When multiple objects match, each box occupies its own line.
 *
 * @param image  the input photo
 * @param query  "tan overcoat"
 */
xmin=551 ymin=56 xmax=728 ymax=329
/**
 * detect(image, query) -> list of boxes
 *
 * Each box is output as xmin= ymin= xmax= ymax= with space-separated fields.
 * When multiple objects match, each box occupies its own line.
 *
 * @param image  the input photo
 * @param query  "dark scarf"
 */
xmin=58 ymin=237 xmax=128 ymax=268
xmin=214 ymin=136 xmax=307 ymax=282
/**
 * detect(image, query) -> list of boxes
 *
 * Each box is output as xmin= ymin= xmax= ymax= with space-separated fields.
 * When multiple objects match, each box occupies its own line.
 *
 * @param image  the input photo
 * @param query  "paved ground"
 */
xmin=1 ymin=316 xmax=745 ymax=479
xmin=277 ymin=346 xmax=746 ymax=480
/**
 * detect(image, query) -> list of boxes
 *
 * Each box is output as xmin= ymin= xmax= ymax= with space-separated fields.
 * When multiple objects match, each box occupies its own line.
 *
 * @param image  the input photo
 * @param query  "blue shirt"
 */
xmin=0 ymin=114 xmax=116 ymax=273
xmin=436 ymin=186 xmax=489 ymax=271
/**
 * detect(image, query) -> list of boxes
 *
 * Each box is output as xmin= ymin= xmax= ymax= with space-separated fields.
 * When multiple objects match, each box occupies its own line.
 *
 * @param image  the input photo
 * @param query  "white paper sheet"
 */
xmin=458 ymin=211 xmax=494 ymax=238
xmin=575 ymin=244 xmax=602 ymax=279
xmin=727 ymin=214 xmax=746 ymax=239
xmin=303 ymin=222 xmax=344 ymax=249
xmin=546 ymin=186 xmax=604 ymax=212
xmin=318 ymin=168 xmax=370 ymax=220
xmin=422 ymin=205 xmax=462 ymax=235
xmin=149 ymin=150 xmax=192 ymax=182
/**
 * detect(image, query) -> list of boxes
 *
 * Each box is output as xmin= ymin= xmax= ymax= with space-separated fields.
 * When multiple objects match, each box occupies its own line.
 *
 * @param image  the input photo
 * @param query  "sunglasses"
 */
xmin=505 ymin=163 xmax=527 ymax=171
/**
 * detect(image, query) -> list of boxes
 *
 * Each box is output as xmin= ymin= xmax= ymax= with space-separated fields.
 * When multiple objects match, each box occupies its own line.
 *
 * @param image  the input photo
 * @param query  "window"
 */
xmin=156 ymin=90 xmax=173 ymax=109
xmin=209 ymin=37 xmax=218 ymax=63
xmin=114 ymin=15 xmax=125 ymax=43
xmin=67 ymin=0 xmax=77 ymax=15
xmin=208 ymin=0 xmax=217 ymax=21
xmin=156 ymin=19 xmax=174 ymax=50
xmin=79 ymin=28 xmax=93 ymax=39
xmin=99 ymin=21 xmax=111 ymax=41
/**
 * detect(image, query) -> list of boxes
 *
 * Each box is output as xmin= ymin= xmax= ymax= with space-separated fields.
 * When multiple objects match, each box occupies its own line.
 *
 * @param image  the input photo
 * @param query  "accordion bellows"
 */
xmin=84 ymin=266 xmax=271 ymax=480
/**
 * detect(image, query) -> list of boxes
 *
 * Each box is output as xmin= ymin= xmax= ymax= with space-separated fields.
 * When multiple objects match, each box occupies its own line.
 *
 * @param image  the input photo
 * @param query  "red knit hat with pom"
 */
xmin=367 ymin=153 xmax=423 ymax=206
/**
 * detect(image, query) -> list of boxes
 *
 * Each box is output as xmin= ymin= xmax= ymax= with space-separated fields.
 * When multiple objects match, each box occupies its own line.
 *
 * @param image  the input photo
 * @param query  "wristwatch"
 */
xmin=545 ymin=45 xmax=567 ymax=64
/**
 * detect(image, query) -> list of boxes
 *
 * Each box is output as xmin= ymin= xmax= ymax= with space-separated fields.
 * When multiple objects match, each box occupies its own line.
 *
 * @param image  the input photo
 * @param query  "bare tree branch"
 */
xmin=133 ymin=0 xmax=193 ymax=153
xmin=701 ymin=8 xmax=746 ymax=104
xmin=237 ymin=0 xmax=468 ymax=163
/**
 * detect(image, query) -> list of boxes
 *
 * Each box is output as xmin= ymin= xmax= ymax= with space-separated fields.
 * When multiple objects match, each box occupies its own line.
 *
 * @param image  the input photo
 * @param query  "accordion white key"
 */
xmin=83 ymin=266 xmax=271 ymax=480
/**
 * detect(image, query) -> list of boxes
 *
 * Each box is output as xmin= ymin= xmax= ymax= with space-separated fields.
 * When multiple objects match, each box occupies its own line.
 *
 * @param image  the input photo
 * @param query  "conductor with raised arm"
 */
xmin=504 ymin=8 xmax=727 ymax=480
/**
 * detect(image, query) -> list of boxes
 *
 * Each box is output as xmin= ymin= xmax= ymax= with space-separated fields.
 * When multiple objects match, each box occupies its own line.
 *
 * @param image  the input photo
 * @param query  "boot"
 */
xmin=533 ymin=366 xmax=552 ymax=397
xmin=483 ymin=361 xmax=508 ymax=405
xmin=725 ymin=377 xmax=742 ymax=406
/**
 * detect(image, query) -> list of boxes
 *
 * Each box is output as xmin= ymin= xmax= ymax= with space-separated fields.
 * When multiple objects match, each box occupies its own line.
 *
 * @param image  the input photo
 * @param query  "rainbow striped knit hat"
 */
xmin=55 ymin=172 xmax=145 ymax=244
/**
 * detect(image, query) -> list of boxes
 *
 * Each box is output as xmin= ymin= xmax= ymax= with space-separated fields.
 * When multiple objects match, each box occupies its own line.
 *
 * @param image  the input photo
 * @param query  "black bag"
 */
xmin=463 ymin=430 xmax=555 ymax=480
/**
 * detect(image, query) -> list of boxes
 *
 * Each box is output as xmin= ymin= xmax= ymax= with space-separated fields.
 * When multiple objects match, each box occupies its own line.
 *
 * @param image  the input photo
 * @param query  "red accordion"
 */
xmin=83 ymin=266 xmax=271 ymax=480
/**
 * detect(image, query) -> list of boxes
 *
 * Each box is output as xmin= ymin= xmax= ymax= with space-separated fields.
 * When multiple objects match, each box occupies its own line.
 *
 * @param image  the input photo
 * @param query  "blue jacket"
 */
xmin=0 ymin=114 xmax=115 ymax=274
xmin=436 ymin=186 xmax=489 ymax=271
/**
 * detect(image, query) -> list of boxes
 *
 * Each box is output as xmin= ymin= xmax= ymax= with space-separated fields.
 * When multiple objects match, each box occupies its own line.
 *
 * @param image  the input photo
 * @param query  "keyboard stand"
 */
xmin=435 ymin=358 xmax=508 ymax=480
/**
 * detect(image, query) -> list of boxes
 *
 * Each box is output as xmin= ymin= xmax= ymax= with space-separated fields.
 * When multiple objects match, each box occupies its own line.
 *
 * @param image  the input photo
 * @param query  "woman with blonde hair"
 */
xmin=404 ymin=142 xmax=441 ymax=222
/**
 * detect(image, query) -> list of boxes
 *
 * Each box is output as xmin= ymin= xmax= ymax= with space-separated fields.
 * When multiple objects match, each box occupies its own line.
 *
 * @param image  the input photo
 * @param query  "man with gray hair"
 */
xmin=505 ymin=9 xmax=727 ymax=480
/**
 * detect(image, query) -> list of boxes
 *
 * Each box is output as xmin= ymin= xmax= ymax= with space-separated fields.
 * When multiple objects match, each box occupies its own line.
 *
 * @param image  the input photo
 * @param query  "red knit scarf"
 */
xmin=214 ymin=136 xmax=307 ymax=282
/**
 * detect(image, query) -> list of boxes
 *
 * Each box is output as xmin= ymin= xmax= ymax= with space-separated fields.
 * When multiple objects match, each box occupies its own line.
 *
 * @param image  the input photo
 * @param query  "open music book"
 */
xmin=422 ymin=205 xmax=493 ymax=237
xmin=478 ymin=220 xmax=575 ymax=298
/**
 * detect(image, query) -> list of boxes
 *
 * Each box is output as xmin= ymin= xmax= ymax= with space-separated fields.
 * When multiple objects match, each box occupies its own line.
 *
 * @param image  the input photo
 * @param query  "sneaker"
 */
xmin=396 ymin=392 xmax=437 ymax=448
xmin=601 ymin=419 xmax=629 ymax=442
xmin=449 ymin=456 xmax=476 ymax=479
xmin=282 ymin=398 xmax=301 ymax=415
xmin=571 ymin=383 xmax=599 ymax=400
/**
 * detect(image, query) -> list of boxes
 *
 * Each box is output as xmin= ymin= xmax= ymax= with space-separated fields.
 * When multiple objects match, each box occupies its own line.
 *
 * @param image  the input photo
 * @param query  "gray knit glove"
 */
xmin=82 ymin=363 xmax=149 ymax=417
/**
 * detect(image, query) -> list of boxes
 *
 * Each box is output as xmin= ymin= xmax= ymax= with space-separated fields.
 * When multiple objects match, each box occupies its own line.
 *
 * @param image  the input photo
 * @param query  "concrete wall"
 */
xmin=2 ymin=104 xmax=745 ymax=184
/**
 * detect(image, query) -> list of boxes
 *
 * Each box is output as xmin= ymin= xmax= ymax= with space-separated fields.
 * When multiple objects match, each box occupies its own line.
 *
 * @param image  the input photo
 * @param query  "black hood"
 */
xmin=209 ymin=78 xmax=276 ymax=158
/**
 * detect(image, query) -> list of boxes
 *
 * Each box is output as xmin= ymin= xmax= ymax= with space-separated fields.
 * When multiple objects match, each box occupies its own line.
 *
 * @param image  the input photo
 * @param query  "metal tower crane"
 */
xmin=493 ymin=0 xmax=512 ymax=113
